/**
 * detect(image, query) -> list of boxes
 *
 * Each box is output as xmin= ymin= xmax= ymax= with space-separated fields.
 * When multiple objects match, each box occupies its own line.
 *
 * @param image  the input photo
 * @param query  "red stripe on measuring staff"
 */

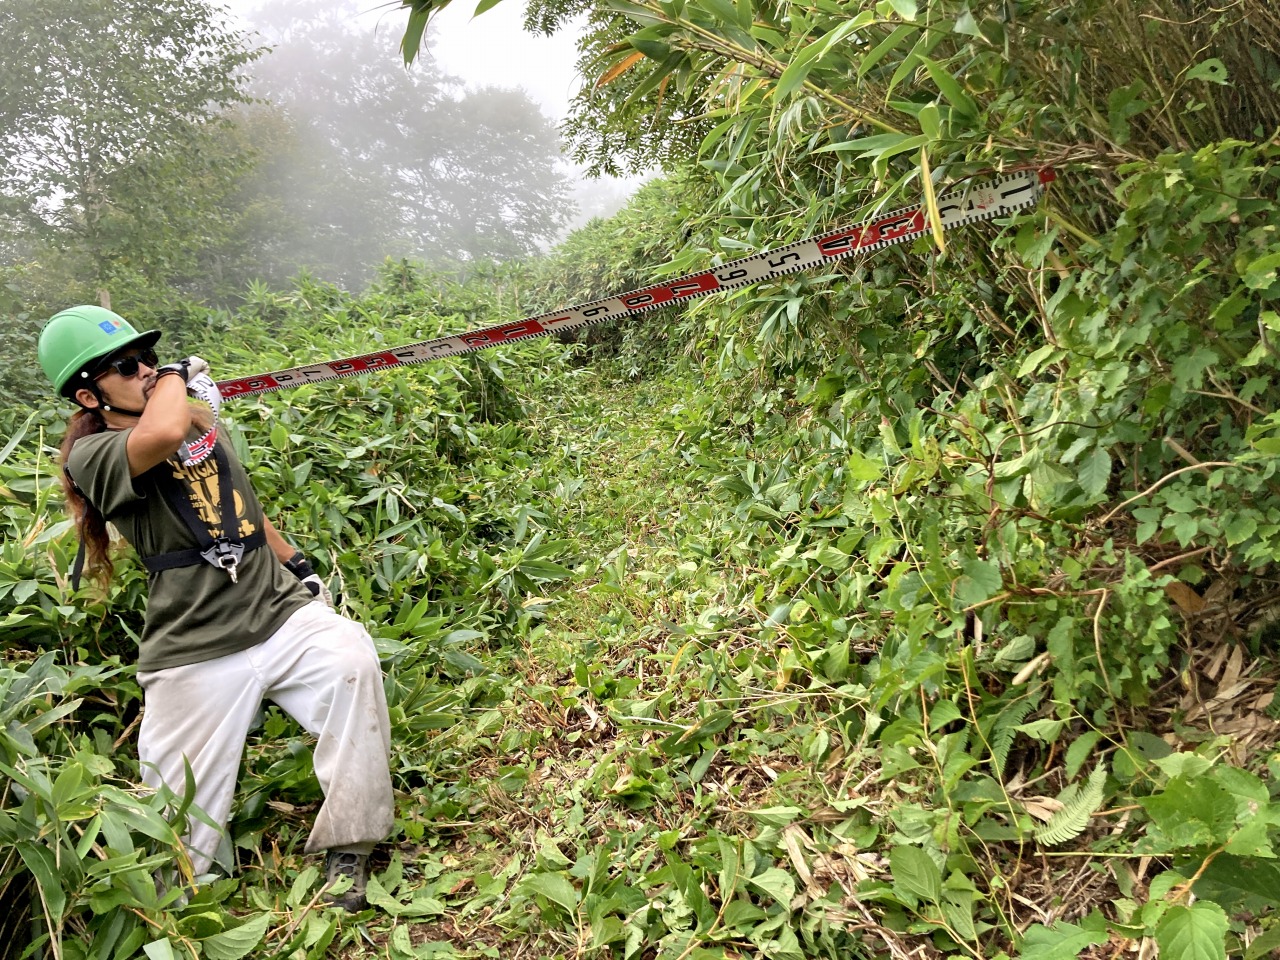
xmin=622 ymin=272 xmax=721 ymax=310
xmin=461 ymin=320 xmax=546 ymax=345
xmin=818 ymin=209 xmax=928 ymax=257
xmin=219 ymin=374 xmax=281 ymax=397
xmin=328 ymin=352 xmax=403 ymax=374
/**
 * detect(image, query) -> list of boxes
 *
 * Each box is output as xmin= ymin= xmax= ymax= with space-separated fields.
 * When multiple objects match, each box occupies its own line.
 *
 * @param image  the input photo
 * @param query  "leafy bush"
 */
xmin=0 ymin=265 xmax=584 ymax=958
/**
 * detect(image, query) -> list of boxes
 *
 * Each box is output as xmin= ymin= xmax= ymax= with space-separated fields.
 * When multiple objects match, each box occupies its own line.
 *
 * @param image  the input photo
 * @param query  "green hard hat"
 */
xmin=38 ymin=306 xmax=162 ymax=400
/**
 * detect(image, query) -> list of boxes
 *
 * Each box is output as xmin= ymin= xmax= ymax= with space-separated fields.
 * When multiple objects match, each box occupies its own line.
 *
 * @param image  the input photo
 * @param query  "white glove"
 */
xmin=285 ymin=552 xmax=335 ymax=609
xmin=303 ymin=574 xmax=335 ymax=609
xmin=184 ymin=355 xmax=210 ymax=380
xmin=157 ymin=355 xmax=210 ymax=385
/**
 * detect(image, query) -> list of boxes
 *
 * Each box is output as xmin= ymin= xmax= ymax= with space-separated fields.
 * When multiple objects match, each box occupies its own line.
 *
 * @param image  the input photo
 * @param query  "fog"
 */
xmin=225 ymin=0 xmax=646 ymax=286
xmin=0 ymin=0 xmax=648 ymax=309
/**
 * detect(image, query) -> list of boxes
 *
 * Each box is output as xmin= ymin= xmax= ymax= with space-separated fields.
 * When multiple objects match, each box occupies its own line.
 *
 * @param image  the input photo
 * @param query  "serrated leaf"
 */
xmin=846 ymin=449 xmax=883 ymax=482
xmin=928 ymin=699 xmax=963 ymax=732
xmin=1078 ymin=447 xmax=1111 ymax=498
xmin=1225 ymin=515 xmax=1258 ymax=545
xmin=1155 ymin=902 xmax=1228 ymax=960
xmin=1019 ymin=920 xmax=1108 ymax=960
xmin=201 ymin=914 xmax=270 ymax=960
xmin=746 ymin=867 xmax=795 ymax=907
xmin=365 ymin=875 xmax=446 ymax=917
xmin=667 ymin=856 xmax=715 ymax=929
xmin=1140 ymin=776 xmax=1237 ymax=848
xmin=1153 ymin=754 xmax=1213 ymax=780
xmin=519 ymin=872 xmax=579 ymax=915
xmin=890 ymin=845 xmax=941 ymax=904
xmin=954 ymin=557 xmax=1002 ymax=606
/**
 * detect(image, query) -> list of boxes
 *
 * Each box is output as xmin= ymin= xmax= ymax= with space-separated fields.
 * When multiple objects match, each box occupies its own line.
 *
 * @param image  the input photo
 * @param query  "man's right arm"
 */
xmin=126 ymin=373 xmax=196 ymax=477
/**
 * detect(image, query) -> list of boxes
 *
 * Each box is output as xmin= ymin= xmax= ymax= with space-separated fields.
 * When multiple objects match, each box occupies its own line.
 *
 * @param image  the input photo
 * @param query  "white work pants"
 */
xmin=136 ymin=602 xmax=394 ymax=878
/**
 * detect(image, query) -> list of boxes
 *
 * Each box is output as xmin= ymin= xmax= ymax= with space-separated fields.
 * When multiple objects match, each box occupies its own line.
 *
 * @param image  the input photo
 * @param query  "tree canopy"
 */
xmin=0 ymin=0 xmax=259 ymax=305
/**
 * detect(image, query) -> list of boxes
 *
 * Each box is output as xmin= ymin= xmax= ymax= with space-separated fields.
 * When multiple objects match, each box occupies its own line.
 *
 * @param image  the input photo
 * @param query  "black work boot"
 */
xmin=323 ymin=850 xmax=369 ymax=912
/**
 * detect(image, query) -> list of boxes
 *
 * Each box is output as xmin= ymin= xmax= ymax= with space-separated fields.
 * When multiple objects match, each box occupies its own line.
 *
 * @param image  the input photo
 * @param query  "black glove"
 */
xmin=284 ymin=551 xmax=334 ymax=608
xmin=156 ymin=355 xmax=210 ymax=384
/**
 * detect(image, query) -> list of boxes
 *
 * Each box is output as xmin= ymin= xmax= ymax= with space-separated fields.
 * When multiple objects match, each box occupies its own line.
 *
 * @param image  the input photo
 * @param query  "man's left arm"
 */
xmin=264 ymin=517 xmax=334 ymax=607
xmin=264 ymin=516 xmax=299 ymax=563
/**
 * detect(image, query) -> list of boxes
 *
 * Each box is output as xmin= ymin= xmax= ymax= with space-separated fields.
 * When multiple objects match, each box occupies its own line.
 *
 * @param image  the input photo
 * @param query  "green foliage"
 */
xmin=524 ymin=173 xmax=717 ymax=375
xmin=375 ymin=1 xmax=1280 ymax=956
xmin=7 ymin=0 xmax=1280 ymax=955
xmin=0 ymin=265 xmax=583 ymax=958
xmin=0 ymin=0 xmax=260 ymax=301
xmin=0 ymin=651 xmax=196 ymax=960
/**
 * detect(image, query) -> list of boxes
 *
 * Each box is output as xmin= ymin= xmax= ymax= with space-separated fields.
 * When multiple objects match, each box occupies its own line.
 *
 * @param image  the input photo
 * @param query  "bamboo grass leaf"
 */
xmin=917 ymin=55 xmax=979 ymax=120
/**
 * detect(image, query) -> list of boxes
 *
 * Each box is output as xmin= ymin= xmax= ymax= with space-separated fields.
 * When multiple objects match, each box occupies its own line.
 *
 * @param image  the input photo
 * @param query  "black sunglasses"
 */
xmin=96 ymin=348 xmax=159 ymax=380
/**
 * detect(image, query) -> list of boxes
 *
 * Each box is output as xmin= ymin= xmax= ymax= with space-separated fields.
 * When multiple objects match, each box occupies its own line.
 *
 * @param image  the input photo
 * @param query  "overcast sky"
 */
xmin=419 ymin=3 xmax=648 ymax=223
xmin=416 ymin=2 xmax=585 ymax=121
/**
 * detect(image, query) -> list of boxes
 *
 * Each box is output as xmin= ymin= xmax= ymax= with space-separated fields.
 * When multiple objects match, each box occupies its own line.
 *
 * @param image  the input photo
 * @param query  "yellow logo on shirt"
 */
xmin=170 ymin=457 xmax=256 ymax=539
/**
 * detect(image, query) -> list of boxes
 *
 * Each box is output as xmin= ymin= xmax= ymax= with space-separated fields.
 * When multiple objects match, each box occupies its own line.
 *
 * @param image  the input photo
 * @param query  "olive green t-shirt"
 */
xmin=67 ymin=428 xmax=313 ymax=672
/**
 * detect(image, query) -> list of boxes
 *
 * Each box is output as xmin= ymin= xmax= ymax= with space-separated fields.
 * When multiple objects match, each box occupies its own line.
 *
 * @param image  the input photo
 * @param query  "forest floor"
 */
xmin=235 ymin=369 xmax=774 ymax=958
xmin=227 ymin=365 xmax=1280 ymax=960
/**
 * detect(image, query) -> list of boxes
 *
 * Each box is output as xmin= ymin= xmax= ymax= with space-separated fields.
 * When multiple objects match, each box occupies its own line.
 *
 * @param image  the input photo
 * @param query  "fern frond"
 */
xmin=988 ymin=699 xmax=1035 ymax=777
xmin=1034 ymin=765 xmax=1108 ymax=846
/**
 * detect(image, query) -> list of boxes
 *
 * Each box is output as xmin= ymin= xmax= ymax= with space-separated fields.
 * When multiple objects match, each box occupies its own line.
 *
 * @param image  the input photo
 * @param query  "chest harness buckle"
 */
xmin=140 ymin=441 xmax=264 ymax=582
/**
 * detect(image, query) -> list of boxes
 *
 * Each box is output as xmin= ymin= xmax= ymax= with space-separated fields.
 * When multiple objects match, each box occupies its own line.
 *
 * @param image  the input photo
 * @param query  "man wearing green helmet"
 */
xmin=38 ymin=305 xmax=392 ymax=912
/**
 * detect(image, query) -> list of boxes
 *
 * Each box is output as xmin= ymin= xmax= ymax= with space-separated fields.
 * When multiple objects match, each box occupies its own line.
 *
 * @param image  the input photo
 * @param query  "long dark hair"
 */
xmin=60 ymin=408 xmax=114 ymax=588
xmin=59 ymin=402 xmax=215 ymax=590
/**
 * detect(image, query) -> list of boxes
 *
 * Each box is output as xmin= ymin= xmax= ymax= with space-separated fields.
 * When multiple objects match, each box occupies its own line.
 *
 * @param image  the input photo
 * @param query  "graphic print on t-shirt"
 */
xmin=169 ymin=455 xmax=256 ymax=539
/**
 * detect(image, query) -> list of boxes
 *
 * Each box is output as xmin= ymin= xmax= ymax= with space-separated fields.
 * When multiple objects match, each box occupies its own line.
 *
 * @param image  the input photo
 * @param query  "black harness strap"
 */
xmin=140 ymin=441 xmax=264 ymax=581
xmin=141 ymin=531 xmax=266 ymax=573
xmin=65 ymin=438 xmax=264 ymax=589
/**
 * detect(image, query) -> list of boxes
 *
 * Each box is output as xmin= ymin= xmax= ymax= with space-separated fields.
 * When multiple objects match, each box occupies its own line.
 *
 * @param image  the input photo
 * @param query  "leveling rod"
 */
xmin=214 ymin=168 xmax=1056 ymax=402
